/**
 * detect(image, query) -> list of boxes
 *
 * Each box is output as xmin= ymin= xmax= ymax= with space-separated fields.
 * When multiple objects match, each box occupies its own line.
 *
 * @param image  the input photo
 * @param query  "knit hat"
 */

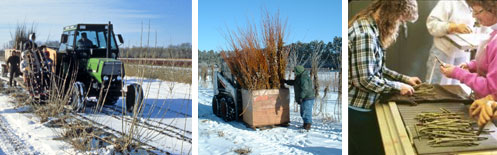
xmin=294 ymin=65 xmax=305 ymax=75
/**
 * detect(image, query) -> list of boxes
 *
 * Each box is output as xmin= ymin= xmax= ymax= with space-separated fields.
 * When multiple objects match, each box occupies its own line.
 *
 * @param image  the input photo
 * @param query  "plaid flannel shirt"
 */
xmin=348 ymin=17 xmax=410 ymax=109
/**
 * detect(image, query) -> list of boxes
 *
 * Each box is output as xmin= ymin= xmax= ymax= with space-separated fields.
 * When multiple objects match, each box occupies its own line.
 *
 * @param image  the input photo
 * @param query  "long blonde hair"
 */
xmin=349 ymin=0 xmax=418 ymax=48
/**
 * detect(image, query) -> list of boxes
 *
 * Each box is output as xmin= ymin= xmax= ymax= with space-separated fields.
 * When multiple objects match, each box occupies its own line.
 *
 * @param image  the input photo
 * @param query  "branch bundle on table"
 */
xmin=415 ymin=108 xmax=491 ymax=147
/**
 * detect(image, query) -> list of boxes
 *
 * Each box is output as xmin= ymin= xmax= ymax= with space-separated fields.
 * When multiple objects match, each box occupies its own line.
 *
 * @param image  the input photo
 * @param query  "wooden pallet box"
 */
xmin=241 ymin=88 xmax=290 ymax=128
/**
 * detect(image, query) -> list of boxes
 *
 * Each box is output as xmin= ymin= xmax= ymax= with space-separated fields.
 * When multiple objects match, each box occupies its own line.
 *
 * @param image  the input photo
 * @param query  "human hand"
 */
xmin=477 ymin=101 xmax=497 ymax=128
xmin=470 ymin=95 xmax=494 ymax=118
xmin=399 ymin=83 xmax=414 ymax=96
xmin=406 ymin=76 xmax=422 ymax=87
xmin=440 ymin=64 xmax=456 ymax=77
xmin=459 ymin=63 xmax=469 ymax=70
xmin=448 ymin=23 xmax=472 ymax=34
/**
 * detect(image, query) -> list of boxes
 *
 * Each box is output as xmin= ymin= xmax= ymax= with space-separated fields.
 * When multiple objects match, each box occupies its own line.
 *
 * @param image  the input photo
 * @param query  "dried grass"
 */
xmin=8 ymin=23 xmax=36 ymax=50
xmin=217 ymin=131 xmax=225 ymax=137
xmin=234 ymin=148 xmax=252 ymax=155
xmin=124 ymin=63 xmax=191 ymax=84
xmin=221 ymin=10 xmax=288 ymax=90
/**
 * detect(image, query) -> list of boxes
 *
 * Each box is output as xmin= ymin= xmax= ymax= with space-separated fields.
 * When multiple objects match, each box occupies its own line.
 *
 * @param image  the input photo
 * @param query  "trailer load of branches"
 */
xmin=217 ymin=11 xmax=290 ymax=128
xmin=220 ymin=12 xmax=288 ymax=90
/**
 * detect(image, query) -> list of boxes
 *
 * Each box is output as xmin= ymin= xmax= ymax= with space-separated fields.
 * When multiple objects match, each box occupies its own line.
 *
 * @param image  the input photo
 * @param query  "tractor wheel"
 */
xmin=104 ymin=96 xmax=119 ymax=105
xmin=70 ymin=82 xmax=86 ymax=112
xmin=126 ymin=83 xmax=144 ymax=113
xmin=219 ymin=97 xmax=227 ymax=120
xmin=220 ymin=96 xmax=236 ymax=121
xmin=212 ymin=96 xmax=219 ymax=116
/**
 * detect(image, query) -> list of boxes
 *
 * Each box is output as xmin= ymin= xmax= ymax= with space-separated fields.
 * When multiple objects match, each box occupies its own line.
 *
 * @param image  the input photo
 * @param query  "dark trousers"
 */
xmin=9 ymin=69 xmax=18 ymax=87
xmin=349 ymin=107 xmax=385 ymax=155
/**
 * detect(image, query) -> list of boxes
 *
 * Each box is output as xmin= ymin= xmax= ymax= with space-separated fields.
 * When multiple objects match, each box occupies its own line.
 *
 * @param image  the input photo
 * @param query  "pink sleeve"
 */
xmin=467 ymin=60 xmax=477 ymax=72
xmin=451 ymin=45 xmax=497 ymax=98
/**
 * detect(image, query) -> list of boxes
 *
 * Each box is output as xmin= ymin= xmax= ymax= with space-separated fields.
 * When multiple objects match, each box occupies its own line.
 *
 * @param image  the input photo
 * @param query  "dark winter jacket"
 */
xmin=24 ymin=40 xmax=37 ymax=51
xmin=77 ymin=39 xmax=94 ymax=49
xmin=7 ymin=55 xmax=20 ymax=71
xmin=286 ymin=65 xmax=315 ymax=104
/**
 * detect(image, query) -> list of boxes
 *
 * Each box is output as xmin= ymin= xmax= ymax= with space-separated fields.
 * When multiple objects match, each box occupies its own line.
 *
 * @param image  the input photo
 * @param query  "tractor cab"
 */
xmin=50 ymin=22 xmax=142 ymax=111
xmin=59 ymin=23 xmax=124 ymax=59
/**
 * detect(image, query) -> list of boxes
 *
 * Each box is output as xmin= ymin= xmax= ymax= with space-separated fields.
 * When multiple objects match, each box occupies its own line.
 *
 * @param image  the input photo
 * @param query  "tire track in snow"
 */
xmin=100 ymin=106 xmax=192 ymax=144
xmin=0 ymin=115 xmax=37 ymax=155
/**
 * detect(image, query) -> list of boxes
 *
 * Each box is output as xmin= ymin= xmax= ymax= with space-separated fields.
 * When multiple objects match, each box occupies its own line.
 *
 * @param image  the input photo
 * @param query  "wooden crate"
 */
xmin=241 ymin=88 xmax=290 ymax=128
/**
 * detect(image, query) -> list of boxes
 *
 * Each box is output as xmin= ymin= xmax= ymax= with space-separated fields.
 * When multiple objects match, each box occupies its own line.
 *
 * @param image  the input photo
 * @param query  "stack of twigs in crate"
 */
xmin=220 ymin=11 xmax=288 ymax=90
xmin=220 ymin=11 xmax=290 ymax=128
xmin=415 ymin=108 xmax=490 ymax=147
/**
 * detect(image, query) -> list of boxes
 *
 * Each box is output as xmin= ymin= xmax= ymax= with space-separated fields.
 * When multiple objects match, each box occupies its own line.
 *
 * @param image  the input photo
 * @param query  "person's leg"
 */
xmin=300 ymin=102 xmax=304 ymax=119
xmin=302 ymin=99 xmax=314 ymax=124
xmin=13 ymin=70 xmax=18 ymax=86
xmin=425 ymin=46 xmax=451 ymax=84
xmin=9 ymin=69 xmax=13 ymax=87
xmin=349 ymin=107 xmax=385 ymax=155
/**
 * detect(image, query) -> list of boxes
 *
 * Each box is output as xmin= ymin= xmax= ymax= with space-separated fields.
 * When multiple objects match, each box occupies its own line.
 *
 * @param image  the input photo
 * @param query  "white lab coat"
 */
xmin=427 ymin=1 xmax=474 ymax=56
xmin=425 ymin=0 xmax=489 ymax=84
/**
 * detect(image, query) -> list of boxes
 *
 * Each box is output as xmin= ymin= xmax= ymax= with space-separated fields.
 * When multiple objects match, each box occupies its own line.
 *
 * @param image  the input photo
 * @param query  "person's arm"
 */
xmin=88 ymin=40 xmax=94 ymax=47
xmin=426 ymin=1 xmax=452 ymax=37
xmin=451 ymin=43 xmax=497 ymax=97
xmin=285 ymin=79 xmax=295 ymax=85
xmin=23 ymin=42 xmax=29 ymax=51
xmin=76 ymin=40 xmax=82 ymax=49
xmin=6 ymin=57 xmax=10 ymax=69
xmin=349 ymin=31 xmax=401 ymax=94
xmin=383 ymin=67 xmax=410 ymax=84
xmin=300 ymin=75 xmax=312 ymax=100
xmin=466 ymin=60 xmax=478 ymax=72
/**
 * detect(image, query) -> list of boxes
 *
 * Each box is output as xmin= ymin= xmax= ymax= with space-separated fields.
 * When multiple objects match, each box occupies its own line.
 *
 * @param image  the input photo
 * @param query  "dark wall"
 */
xmin=348 ymin=0 xmax=439 ymax=80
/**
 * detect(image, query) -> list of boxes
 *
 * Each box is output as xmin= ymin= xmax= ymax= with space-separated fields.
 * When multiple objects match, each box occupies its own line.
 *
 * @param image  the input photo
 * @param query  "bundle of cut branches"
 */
xmin=10 ymin=23 xmax=36 ymax=50
xmin=415 ymin=108 xmax=490 ymax=147
xmin=221 ymin=11 xmax=288 ymax=90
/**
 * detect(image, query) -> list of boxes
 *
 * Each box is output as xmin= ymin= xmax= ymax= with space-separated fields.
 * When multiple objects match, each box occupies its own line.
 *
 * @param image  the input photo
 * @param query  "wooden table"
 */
xmin=375 ymin=102 xmax=497 ymax=155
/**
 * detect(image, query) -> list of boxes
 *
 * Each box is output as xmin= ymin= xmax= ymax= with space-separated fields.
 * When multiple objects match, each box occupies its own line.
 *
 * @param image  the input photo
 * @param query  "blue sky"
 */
xmin=0 ymin=0 xmax=191 ymax=48
xmin=199 ymin=0 xmax=341 ymax=51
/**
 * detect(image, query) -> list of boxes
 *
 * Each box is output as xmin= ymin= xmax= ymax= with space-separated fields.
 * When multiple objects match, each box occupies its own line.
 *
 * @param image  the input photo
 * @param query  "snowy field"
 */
xmin=0 ymin=69 xmax=192 ymax=154
xmin=198 ymin=72 xmax=342 ymax=155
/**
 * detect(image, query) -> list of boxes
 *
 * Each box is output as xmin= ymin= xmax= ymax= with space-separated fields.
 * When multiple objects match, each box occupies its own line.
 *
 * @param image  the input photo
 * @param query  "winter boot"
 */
xmin=304 ymin=123 xmax=311 ymax=131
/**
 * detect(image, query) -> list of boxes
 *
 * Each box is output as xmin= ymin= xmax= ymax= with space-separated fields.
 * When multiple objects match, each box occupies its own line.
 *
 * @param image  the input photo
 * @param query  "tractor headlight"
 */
xmin=117 ymin=76 xmax=122 ymax=81
xmin=103 ymin=76 xmax=109 ymax=81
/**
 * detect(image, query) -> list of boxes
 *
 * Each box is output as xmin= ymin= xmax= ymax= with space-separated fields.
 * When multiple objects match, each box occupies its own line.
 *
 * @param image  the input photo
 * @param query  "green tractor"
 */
xmin=52 ymin=21 xmax=143 ymax=112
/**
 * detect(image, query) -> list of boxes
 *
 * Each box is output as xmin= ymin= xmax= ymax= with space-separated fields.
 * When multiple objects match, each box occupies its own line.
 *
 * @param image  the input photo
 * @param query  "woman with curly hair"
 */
xmin=348 ymin=0 xmax=420 ymax=154
xmin=440 ymin=0 xmax=497 ymax=129
xmin=425 ymin=0 xmax=489 ymax=85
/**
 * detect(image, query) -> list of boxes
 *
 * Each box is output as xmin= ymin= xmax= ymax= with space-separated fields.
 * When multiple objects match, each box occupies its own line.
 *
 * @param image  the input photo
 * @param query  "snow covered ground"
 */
xmin=198 ymin=73 xmax=342 ymax=155
xmin=0 ymin=95 xmax=73 ymax=154
xmin=82 ymin=77 xmax=193 ymax=154
xmin=0 ymin=72 xmax=192 ymax=154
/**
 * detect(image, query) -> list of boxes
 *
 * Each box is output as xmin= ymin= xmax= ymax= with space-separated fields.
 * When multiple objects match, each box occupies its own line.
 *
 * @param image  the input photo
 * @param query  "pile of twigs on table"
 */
xmin=415 ymin=108 xmax=491 ymax=147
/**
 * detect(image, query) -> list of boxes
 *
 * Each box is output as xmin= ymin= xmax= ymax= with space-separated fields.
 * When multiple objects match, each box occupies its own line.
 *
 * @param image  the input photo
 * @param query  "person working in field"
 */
xmin=20 ymin=51 xmax=31 ymax=89
xmin=7 ymin=52 xmax=20 ymax=87
xmin=348 ymin=0 xmax=421 ymax=154
xmin=24 ymin=33 xmax=37 ymax=51
xmin=439 ymin=0 xmax=497 ymax=129
xmin=284 ymin=65 xmax=315 ymax=131
xmin=77 ymin=32 xmax=94 ymax=49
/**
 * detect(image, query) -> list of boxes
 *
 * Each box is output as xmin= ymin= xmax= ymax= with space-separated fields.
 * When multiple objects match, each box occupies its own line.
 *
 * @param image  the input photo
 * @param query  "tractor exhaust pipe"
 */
xmin=107 ymin=21 xmax=112 ymax=58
